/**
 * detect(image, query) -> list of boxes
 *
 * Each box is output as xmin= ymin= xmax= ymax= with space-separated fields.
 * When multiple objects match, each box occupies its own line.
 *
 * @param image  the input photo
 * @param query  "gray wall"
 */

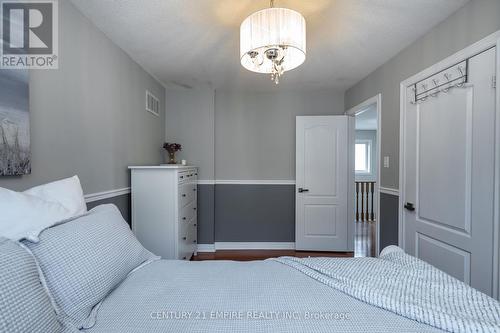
xmin=345 ymin=0 xmax=500 ymax=189
xmin=165 ymin=86 xmax=214 ymax=181
xmin=166 ymin=88 xmax=345 ymax=244
xmin=215 ymin=185 xmax=295 ymax=242
xmin=87 ymin=194 xmax=131 ymax=225
xmin=215 ymin=90 xmax=345 ymax=180
xmin=197 ymin=184 xmax=215 ymax=244
xmin=379 ymin=193 xmax=399 ymax=249
xmin=0 ymin=0 xmax=166 ymax=194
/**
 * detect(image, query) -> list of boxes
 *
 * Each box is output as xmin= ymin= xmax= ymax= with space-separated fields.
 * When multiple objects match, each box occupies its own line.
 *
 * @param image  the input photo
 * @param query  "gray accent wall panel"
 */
xmin=87 ymin=194 xmax=131 ymax=225
xmin=379 ymin=193 xmax=399 ymax=251
xmin=345 ymin=0 xmax=500 ymax=189
xmin=0 ymin=0 xmax=165 ymax=194
xmin=197 ymin=185 xmax=215 ymax=244
xmin=215 ymin=185 xmax=295 ymax=242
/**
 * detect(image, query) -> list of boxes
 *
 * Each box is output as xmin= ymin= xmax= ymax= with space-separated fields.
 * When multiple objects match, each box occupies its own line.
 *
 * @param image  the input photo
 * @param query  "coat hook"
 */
xmin=430 ymin=79 xmax=440 ymax=97
xmin=442 ymin=73 xmax=452 ymax=92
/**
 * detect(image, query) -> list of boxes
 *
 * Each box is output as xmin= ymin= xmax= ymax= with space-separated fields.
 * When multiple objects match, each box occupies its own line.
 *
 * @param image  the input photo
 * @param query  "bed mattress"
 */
xmin=84 ymin=259 xmax=444 ymax=333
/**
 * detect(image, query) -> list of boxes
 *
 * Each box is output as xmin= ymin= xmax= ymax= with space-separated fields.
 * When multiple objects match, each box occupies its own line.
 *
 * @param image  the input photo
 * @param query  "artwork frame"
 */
xmin=0 ymin=69 xmax=30 ymax=176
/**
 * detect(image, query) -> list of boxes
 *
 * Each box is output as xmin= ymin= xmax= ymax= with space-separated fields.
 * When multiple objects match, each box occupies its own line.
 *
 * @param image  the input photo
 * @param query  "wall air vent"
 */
xmin=146 ymin=90 xmax=160 ymax=116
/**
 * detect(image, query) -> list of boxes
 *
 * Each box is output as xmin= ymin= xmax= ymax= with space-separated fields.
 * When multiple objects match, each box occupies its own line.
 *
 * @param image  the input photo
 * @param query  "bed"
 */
xmin=2 ymin=202 xmax=500 ymax=333
xmin=85 ymin=259 xmax=445 ymax=333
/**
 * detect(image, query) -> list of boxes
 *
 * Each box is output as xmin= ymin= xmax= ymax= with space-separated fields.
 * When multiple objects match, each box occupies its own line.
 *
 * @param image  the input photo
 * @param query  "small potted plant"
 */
xmin=163 ymin=142 xmax=182 ymax=164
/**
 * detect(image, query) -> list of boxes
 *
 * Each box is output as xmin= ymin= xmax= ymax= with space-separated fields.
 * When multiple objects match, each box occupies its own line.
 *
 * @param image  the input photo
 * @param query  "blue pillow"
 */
xmin=22 ymin=204 xmax=158 ymax=329
xmin=0 ymin=237 xmax=62 ymax=333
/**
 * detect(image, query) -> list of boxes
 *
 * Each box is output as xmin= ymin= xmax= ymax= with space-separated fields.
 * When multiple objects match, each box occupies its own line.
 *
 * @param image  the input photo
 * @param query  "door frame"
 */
xmin=399 ymin=30 xmax=500 ymax=299
xmin=346 ymin=93 xmax=382 ymax=256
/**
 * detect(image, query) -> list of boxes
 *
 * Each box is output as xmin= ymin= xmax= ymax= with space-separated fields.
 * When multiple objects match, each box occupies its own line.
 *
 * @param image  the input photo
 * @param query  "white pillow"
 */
xmin=24 ymin=176 xmax=87 ymax=216
xmin=0 ymin=188 xmax=72 ymax=241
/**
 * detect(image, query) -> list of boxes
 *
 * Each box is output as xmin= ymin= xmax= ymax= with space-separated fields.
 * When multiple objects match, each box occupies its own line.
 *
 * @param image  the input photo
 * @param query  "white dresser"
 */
xmin=129 ymin=165 xmax=198 ymax=260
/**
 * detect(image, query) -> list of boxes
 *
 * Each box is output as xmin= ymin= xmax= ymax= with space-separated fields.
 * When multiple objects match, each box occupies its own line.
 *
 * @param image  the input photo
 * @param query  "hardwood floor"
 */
xmin=193 ymin=221 xmax=375 ymax=261
xmin=192 ymin=250 xmax=353 ymax=261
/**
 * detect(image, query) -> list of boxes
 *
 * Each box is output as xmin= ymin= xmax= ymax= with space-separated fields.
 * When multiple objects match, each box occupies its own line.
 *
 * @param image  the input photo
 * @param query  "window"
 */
xmin=355 ymin=140 xmax=372 ymax=174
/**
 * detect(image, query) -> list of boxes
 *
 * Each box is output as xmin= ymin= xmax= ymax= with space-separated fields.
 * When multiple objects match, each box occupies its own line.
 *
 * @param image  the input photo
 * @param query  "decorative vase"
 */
xmin=167 ymin=151 xmax=177 ymax=164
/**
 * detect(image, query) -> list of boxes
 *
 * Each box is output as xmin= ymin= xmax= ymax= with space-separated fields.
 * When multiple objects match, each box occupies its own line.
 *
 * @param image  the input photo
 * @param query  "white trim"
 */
xmin=214 ymin=180 xmax=296 ymax=185
xmin=197 ymin=244 xmax=216 ymax=253
xmin=197 ymin=180 xmax=216 ymax=185
xmin=379 ymin=187 xmax=399 ymax=196
xmin=399 ymin=31 xmax=500 ymax=298
xmin=346 ymin=93 xmax=382 ymax=256
xmin=494 ymin=38 xmax=500 ymax=300
xmin=84 ymin=187 xmax=131 ymax=203
xmin=214 ymin=242 xmax=296 ymax=250
xmin=197 ymin=180 xmax=296 ymax=185
xmin=399 ymin=81 xmax=406 ymax=248
xmin=346 ymin=94 xmax=380 ymax=116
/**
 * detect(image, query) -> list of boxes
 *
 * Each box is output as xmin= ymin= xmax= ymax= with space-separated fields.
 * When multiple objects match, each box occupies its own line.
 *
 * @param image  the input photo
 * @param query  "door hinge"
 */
xmin=493 ymin=75 xmax=496 ymax=89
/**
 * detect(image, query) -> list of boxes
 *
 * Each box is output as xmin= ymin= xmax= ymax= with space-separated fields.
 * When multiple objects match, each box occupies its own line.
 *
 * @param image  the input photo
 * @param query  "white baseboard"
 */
xmin=197 ymin=180 xmax=296 ymax=185
xmin=196 ymin=244 xmax=216 ymax=253
xmin=214 ymin=242 xmax=296 ymax=250
xmin=197 ymin=242 xmax=296 ymax=252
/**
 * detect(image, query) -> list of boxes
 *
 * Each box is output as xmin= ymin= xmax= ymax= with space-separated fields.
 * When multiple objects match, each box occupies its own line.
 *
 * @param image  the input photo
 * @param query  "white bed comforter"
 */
xmin=274 ymin=248 xmax=500 ymax=333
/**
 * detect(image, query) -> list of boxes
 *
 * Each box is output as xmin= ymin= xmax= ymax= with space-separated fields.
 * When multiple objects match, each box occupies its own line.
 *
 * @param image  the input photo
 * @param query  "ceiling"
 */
xmin=70 ymin=0 xmax=469 ymax=91
xmin=355 ymin=104 xmax=377 ymax=130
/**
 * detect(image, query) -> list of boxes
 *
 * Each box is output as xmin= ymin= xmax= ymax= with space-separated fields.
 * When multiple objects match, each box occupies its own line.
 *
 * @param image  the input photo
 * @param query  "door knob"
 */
xmin=298 ymin=188 xmax=309 ymax=193
xmin=404 ymin=202 xmax=415 ymax=211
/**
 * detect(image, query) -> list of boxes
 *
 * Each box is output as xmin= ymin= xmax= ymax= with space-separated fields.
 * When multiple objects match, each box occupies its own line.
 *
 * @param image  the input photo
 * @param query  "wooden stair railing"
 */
xmin=355 ymin=181 xmax=375 ymax=222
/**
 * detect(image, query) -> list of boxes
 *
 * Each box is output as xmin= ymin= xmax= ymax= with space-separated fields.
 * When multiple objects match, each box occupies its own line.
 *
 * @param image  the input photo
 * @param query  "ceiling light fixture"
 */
xmin=240 ymin=0 xmax=306 ymax=84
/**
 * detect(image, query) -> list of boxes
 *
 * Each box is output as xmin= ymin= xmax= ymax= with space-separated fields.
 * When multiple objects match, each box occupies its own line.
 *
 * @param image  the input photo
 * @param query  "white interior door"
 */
xmin=403 ymin=48 xmax=497 ymax=296
xmin=296 ymin=116 xmax=350 ymax=251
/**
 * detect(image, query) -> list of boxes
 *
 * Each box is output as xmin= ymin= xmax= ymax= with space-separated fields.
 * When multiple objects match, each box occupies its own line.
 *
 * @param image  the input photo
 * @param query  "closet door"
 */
xmin=403 ymin=48 xmax=496 ymax=296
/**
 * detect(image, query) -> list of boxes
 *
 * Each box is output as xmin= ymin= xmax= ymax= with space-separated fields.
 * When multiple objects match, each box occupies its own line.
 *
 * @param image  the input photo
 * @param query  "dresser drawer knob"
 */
xmin=180 ymin=176 xmax=184 ymax=179
xmin=194 ymin=224 xmax=197 ymax=227
xmin=183 ymin=256 xmax=187 ymax=260
xmin=195 ymin=173 xmax=198 ymax=176
xmin=193 ymin=240 xmax=197 ymax=243
xmin=182 ymin=217 xmax=186 ymax=220
xmin=182 ymin=194 xmax=186 ymax=197
xmin=193 ymin=188 xmax=196 ymax=192
xmin=193 ymin=207 xmax=197 ymax=211
xmin=182 ymin=237 xmax=187 ymax=240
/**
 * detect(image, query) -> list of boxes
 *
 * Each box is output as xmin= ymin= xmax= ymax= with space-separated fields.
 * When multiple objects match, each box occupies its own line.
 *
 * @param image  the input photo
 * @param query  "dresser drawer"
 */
xmin=188 ymin=218 xmax=197 ymax=245
xmin=178 ymin=169 xmax=197 ymax=183
xmin=178 ymin=201 xmax=196 ymax=225
xmin=178 ymin=183 xmax=196 ymax=207
xmin=178 ymin=218 xmax=196 ymax=260
xmin=178 ymin=171 xmax=189 ymax=183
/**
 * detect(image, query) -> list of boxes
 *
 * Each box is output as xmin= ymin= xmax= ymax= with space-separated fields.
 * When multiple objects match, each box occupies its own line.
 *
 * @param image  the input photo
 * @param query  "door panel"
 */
xmin=305 ymin=205 xmax=337 ymax=236
xmin=418 ymin=89 xmax=471 ymax=233
xmin=404 ymin=48 xmax=496 ymax=296
xmin=296 ymin=116 xmax=350 ymax=251
xmin=416 ymin=233 xmax=471 ymax=283
xmin=304 ymin=125 xmax=337 ymax=196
